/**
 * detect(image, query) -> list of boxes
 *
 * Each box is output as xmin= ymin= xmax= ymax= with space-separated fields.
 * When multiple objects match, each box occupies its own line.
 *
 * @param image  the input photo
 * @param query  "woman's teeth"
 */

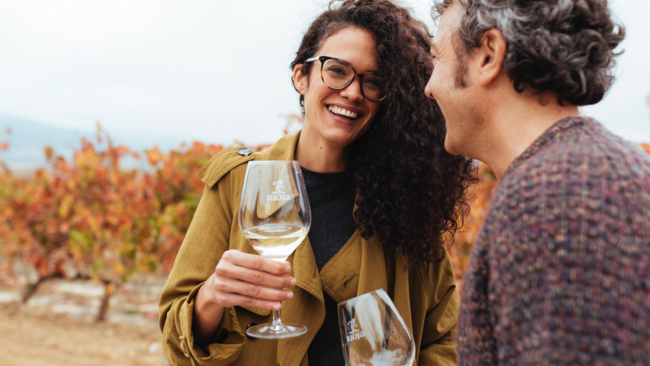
xmin=328 ymin=105 xmax=358 ymax=119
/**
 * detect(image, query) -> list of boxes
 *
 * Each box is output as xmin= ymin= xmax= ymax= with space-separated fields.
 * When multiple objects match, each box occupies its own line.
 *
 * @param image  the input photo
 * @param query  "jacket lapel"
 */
xmin=251 ymin=131 xmax=327 ymax=366
xmin=356 ymin=234 xmax=389 ymax=296
xmin=392 ymin=252 xmax=415 ymax=363
xmin=250 ymin=131 xmax=417 ymax=366
xmin=319 ymin=231 xmax=389 ymax=303
xmin=319 ymin=231 xmax=363 ymax=304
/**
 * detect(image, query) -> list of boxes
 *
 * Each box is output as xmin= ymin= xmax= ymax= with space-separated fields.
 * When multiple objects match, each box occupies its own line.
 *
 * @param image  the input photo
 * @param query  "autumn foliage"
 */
xmin=0 ymin=123 xmax=649 ymax=310
xmin=0 ymin=125 xmax=268 ymax=318
xmin=446 ymin=164 xmax=499 ymax=291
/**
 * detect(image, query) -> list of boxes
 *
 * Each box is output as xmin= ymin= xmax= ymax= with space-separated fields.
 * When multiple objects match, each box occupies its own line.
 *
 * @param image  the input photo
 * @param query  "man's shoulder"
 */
xmin=489 ymin=119 xmax=650 ymax=224
xmin=508 ymin=119 xmax=650 ymax=183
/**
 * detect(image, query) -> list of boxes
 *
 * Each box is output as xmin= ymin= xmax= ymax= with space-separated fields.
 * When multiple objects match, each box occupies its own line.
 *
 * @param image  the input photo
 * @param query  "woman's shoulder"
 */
xmin=198 ymin=146 xmax=256 ymax=189
xmin=197 ymin=132 xmax=301 ymax=189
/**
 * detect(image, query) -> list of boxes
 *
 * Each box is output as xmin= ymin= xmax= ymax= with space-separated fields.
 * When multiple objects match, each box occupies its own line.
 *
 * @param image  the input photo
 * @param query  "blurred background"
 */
xmin=0 ymin=0 xmax=648 ymax=365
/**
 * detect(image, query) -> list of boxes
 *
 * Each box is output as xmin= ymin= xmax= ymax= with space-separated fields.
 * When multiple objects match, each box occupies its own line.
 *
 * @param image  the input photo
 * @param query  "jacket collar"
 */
xmin=256 ymin=131 xmax=300 ymax=161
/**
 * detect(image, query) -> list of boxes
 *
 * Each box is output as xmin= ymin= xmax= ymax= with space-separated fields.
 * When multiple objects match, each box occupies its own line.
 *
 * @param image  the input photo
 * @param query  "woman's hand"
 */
xmin=192 ymin=249 xmax=296 ymax=346
xmin=206 ymin=249 xmax=296 ymax=310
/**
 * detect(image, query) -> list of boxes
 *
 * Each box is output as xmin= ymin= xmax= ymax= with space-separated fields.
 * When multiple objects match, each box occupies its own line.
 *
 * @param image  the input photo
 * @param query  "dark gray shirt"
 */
xmin=302 ymin=167 xmax=357 ymax=366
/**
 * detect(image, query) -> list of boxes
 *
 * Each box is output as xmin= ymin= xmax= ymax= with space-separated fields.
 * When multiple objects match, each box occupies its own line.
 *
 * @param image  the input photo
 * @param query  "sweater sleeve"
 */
xmin=418 ymin=254 xmax=459 ymax=366
xmin=159 ymin=177 xmax=246 ymax=366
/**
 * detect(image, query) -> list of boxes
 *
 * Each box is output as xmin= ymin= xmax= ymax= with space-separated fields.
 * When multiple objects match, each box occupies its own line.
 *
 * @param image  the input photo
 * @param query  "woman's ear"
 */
xmin=292 ymin=64 xmax=306 ymax=95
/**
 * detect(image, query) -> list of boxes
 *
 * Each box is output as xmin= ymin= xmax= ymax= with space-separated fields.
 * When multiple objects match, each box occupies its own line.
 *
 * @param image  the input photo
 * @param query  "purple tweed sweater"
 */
xmin=457 ymin=117 xmax=650 ymax=365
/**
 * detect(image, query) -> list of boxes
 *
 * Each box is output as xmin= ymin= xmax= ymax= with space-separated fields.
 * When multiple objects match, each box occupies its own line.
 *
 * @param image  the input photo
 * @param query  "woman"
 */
xmin=159 ymin=1 xmax=476 ymax=365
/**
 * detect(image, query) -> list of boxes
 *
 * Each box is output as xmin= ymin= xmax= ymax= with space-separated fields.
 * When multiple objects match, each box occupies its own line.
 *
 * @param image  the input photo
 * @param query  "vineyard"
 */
xmin=1 ymin=124 xmax=649 ymax=319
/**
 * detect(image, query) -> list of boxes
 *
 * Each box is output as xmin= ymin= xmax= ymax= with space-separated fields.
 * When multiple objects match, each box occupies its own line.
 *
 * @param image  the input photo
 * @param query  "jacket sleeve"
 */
xmin=159 ymin=175 xmax=246 ymax=366
xmin=418 ymin=254 xmax=459 ymax=366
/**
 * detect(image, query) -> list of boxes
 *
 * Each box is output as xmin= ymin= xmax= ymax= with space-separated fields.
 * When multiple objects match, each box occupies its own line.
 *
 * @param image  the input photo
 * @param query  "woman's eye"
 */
xmin=328 ymin=67 xmax=347 ymax=75
xmin=365 ymin=78 xmax=381 ymax=86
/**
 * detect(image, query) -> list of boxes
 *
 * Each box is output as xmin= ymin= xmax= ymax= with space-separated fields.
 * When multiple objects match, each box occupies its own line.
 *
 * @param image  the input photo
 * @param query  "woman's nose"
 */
xmin=342 ymin=78 xmax=364 ymax=102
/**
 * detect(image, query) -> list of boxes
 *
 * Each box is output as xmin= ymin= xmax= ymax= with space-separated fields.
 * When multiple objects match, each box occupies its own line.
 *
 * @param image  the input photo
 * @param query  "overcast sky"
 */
xmin=0 ymin=0 xmax=648 ymax=147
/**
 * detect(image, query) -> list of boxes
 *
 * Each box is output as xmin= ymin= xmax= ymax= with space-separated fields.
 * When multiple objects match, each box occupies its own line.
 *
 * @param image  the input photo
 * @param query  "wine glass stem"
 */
xmin=271 ymin=309 xmax=283 ymax=330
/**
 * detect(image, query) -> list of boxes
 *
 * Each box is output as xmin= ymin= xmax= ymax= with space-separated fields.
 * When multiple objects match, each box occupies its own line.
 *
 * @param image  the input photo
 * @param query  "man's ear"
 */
xmin=477 ymin=28 xmax=506 ymax=87
xmin=292 ymin=64 xmax=306 ymax=95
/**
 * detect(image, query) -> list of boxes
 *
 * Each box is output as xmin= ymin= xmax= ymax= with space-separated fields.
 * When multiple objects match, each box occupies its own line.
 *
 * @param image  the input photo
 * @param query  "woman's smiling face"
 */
xmin=293 ymin=27 xmax=382 ymax=148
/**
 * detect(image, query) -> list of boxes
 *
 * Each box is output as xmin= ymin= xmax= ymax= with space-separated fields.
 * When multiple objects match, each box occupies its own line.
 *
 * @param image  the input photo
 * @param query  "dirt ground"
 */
xmin=0 ymin=303 xmax=169 ymax=366
xmin=0 ymin=273 xmax=171 ymax=366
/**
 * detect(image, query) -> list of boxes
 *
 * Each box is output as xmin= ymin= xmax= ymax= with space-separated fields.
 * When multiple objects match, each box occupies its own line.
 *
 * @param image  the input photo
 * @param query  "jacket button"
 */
xmin=246 ymin=322 xmax=258 ymax=330
xmin=237 ymin=147 xmax=253 ymax=156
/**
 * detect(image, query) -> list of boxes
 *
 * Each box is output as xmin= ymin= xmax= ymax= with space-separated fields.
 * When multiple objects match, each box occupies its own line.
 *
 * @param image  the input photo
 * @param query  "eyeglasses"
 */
xmin=305 ymin=56 xmax=387 ymax=102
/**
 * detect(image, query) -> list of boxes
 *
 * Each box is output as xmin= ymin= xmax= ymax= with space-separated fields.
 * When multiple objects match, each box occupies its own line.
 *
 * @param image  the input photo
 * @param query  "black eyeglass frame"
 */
xmin=304 ymin=55 xmax=387 ymax=102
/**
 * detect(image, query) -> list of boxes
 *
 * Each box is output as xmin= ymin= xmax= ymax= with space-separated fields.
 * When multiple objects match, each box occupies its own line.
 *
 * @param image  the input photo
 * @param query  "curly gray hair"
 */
xmin=433 ymin=0 xmax=625 ymax=106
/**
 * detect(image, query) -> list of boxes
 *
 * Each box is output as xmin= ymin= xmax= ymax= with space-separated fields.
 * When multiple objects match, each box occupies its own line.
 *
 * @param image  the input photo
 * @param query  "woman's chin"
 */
xmin=320 ymin=130 xmax=365 ymax=146
xmin=303 ymin=118 xmax=368 ymax=147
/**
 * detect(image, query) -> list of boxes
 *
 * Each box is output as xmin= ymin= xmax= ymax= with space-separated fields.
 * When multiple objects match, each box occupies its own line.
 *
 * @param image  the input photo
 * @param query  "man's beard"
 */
xmin=454 ymin=55 xmax=469 ymax=88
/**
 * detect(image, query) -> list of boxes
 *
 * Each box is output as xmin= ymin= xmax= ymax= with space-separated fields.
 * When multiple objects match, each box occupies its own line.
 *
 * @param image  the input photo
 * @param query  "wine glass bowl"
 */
xmin=338 ymin=289 xmax=415 ymax=366
xmin=238 ymin=160 xmax=311 ymax=339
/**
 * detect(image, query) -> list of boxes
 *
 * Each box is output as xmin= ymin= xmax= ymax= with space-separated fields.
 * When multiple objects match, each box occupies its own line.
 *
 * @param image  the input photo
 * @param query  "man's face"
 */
xmin=425 ymin=2 xmax=480 ymax=156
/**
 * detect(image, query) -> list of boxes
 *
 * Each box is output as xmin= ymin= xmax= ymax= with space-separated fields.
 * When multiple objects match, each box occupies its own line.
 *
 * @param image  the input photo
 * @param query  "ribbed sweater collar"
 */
xmin=503 ymin=116 xmax=587 ymax=177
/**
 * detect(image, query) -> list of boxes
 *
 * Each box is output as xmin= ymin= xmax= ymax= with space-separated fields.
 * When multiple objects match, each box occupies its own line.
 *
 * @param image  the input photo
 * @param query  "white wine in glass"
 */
xmin=241 ymin=224 xmax=309 ymax=262
xmin=238 ymin=160 xmax=311 ymax=339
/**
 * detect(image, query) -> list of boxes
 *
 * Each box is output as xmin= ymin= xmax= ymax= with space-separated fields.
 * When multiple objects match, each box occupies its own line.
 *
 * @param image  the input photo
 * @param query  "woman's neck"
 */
xmin=295 ymin=124 xmax=347 ymax=173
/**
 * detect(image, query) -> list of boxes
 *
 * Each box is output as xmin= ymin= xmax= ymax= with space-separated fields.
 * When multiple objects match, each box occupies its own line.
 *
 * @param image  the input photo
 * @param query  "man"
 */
xmin=426 ymin=0 xmax=650 ymax=364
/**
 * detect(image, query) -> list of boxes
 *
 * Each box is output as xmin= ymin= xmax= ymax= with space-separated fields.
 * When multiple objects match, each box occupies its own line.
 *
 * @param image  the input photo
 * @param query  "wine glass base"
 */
xmin=245 ymin=323 xmax=308 ymax=339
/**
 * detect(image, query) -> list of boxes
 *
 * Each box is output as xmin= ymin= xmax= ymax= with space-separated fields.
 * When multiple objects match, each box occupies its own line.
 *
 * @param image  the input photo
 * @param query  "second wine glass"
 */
xmin=338 ymin=289 xmax=415 ymax=366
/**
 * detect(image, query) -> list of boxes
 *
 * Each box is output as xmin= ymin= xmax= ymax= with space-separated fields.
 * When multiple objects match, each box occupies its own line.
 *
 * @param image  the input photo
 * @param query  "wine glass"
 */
xmin=238 ymin=160 xmax=311 ymax=339
xmin=338 ymin=289 xmax=416 ymax=366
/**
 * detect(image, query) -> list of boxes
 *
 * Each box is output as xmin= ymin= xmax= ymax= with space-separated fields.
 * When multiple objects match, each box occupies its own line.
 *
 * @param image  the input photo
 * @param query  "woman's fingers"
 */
xmin=214 ymin=291 xmax=284 ymax=311
xmin=216 ymin=262 xmax=296 ymax=289
xmin=214 ymin=277 xmax=293 ymax=303
xmin=210 ymin=250 xmax=297 ymax=309
xmin=223 ymin=250 xmax=291 ymax=276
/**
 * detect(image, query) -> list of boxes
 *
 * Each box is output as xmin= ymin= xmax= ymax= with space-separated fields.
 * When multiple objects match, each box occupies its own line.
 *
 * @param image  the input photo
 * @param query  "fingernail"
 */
xmin=287 ymin=291 xmax=293 ymax=299
xmin=290 ymin=278 xmax=296 ymax=286
xmin=273 ymin=304 xmax=281 ymax=310
xmin=285 ymin=266 xmax=291 ymax=273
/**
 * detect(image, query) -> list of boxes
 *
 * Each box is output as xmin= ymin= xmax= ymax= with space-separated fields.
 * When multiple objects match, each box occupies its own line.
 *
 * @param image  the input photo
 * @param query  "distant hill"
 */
xmin=0 ymin=115 xmax=191 ymax=171
xmin=0 ymin=115 xmax=89 ymax=171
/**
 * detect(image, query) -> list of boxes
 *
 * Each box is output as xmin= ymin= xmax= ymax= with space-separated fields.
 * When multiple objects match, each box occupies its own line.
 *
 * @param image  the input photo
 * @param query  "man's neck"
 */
xmin=475 ymin=94 xmax=580 ymax=179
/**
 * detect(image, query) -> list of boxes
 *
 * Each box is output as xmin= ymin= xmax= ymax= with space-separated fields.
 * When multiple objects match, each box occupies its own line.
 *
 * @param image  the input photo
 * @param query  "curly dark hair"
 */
xmin=434 ymin=0 xmax=625 ymax=106
xmin=290 ymin=0 xmax=477 ymax=266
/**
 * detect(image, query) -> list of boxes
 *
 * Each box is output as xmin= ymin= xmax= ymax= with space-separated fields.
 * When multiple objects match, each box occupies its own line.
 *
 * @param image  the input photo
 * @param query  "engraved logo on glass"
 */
xmin=268 ymin=180 xmax=291 ymax=202
xmin=346 ymin=318 xmax=366 ymax=342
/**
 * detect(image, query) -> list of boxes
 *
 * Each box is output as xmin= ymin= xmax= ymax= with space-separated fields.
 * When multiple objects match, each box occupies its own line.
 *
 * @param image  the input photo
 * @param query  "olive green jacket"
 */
xmin=159 ymin=131 xmax=459 ymax=366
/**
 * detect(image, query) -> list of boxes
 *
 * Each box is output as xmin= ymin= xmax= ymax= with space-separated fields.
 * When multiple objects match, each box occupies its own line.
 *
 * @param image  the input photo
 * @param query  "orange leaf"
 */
xmin=641 ymin=143 xmax=650 ymax=156
xmin=44 ymin=146 xmax=54 ymax=160
xmin=59 ymin=194 xmax=74 ymax=218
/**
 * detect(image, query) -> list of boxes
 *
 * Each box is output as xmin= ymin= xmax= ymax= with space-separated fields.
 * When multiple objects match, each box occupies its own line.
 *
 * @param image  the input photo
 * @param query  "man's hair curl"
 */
xmin=291 ymin=0 xmax=478 ymax=265
xmin=434 ymin=0 xmax=625 ymax=106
